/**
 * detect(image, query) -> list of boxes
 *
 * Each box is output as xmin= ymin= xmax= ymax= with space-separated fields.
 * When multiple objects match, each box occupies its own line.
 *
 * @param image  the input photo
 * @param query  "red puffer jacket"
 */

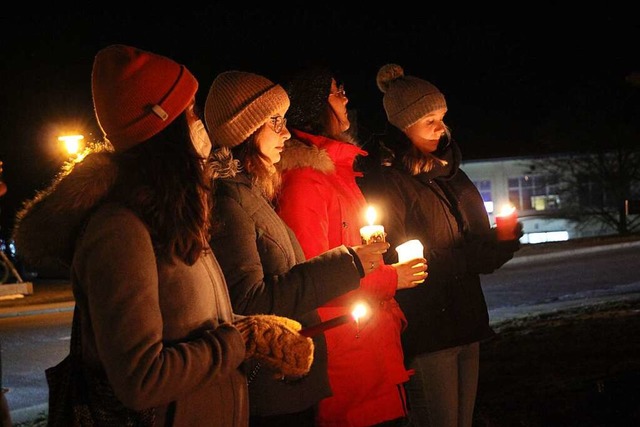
xmin=277 ymin=129 xmax=410 ymax=427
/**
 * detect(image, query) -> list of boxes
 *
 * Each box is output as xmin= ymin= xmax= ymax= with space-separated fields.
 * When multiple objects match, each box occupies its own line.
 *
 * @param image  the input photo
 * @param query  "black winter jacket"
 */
xmin=363 ymin=139 xmax=519 ymax=361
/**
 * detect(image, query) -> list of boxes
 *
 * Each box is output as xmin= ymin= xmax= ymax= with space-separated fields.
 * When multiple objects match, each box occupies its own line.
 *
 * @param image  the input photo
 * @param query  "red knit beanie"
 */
xmin=91 ymin=44 xmax=198 ymax=152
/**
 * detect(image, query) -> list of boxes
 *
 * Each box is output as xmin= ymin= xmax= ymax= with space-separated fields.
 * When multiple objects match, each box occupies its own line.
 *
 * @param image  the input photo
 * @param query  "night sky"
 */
xmin=1 ymin=8 xmax=638 ymax=236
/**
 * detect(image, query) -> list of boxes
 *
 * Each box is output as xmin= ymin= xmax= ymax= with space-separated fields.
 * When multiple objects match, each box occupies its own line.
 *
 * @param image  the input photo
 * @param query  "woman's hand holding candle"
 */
xmin=393 ymin=258 xmax=428 ymax=289
xmin=394 ymin=239 xmax=428 ymax=288
xmin=351 ymin=242 xmax=390 ymax=276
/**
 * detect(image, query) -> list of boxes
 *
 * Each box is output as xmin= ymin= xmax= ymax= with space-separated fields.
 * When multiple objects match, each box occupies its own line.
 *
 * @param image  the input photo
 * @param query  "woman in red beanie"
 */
xmin=276 ymin=66 xmax=427 ymax=427
xmin=12 ymin=45 xmax=310 ymax=426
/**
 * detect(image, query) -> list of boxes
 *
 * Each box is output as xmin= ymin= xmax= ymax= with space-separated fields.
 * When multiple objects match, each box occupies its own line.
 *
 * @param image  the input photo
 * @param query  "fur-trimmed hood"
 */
xmin=277 ymin=130 xmax=364 ymax=175
xmin=12 ymin=149 xmax=118 ymax=271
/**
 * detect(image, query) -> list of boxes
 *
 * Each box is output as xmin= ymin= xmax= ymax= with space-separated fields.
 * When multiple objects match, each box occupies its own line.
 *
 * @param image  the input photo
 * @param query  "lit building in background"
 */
xmin=461 ymin=154 xmax=623 ymax=244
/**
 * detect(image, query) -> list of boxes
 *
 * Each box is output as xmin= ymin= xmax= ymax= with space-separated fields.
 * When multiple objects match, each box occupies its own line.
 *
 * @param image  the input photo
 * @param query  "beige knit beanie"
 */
xmin=204 ymin=71 xmax=290 ymax=148
xmin=376 ymin=64 xmax=447 ymax=131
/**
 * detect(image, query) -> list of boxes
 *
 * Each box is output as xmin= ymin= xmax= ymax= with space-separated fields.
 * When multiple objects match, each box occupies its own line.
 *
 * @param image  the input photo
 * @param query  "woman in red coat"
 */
xmin=276 ymin=66 xmax=427 ymax=427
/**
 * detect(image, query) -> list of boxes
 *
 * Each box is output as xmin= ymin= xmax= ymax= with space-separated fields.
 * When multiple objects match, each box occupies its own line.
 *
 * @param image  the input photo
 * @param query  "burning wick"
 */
xmin=352 ymin=303 xmax=367 ymax=338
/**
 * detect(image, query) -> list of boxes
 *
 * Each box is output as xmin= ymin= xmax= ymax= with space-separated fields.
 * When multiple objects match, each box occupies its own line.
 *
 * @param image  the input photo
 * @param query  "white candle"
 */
xmin=395 ymin=239 xmax=424 ymax=263
xmin=396 ymin=239 xmax=426 ymax=284
xmin=360 ymin=206 xmax=385 ymax=244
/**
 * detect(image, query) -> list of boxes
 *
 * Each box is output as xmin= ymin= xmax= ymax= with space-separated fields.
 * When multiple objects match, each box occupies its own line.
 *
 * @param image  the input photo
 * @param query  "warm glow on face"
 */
xmin=365 ymin=206 xmax=377 ymax=225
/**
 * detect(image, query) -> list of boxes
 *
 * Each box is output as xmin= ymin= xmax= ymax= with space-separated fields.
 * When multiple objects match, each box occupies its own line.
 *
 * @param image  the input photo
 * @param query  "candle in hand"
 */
xmin=298 ymin=314 xmax=351 ymax=337
xmin=360 ymin=206 xmax=385 ymax=244
xmin=299 ymin=302 xmax=369 ymax=338
xmin=395 ymin=239 xmax=424 ymax=263
xmin=352 ymin=303 xmax=368 ymax=338
xmin=395 ymin=239 xmax=426 ymax=284
xmin=495 ymin=204 xmax=518 ymax=241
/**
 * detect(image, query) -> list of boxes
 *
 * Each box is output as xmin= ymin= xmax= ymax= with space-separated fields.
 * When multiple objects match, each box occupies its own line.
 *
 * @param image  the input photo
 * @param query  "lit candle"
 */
xmin=299 ymin=302 xmax=369 ymax=338
xmin=360 ymin=206 xmax=385 ymax=244
xmin=298 ymin=314 xmax=351 ymax=337
xmin=495 ymin=204 xmax=518 ymax=241
xmin=395 ymin=239 xmax=424 ymax=263
xmin=395 ymin=239 xmax=426 ymax=284
xmin=352 ymin=302 xmax=368 ymax=338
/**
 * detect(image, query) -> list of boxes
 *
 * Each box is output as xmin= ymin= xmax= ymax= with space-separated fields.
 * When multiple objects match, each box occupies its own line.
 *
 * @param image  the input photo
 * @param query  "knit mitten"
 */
xmin=234 ymin=314 xmax=314 ymax=379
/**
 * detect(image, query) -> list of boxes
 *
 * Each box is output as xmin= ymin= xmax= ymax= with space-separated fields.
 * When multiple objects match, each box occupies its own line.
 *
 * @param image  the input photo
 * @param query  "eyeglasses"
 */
xmin=330 ymin=84 xmax=346 ymax=98
xmin=268 ymin=115 xmax=287 ymax=133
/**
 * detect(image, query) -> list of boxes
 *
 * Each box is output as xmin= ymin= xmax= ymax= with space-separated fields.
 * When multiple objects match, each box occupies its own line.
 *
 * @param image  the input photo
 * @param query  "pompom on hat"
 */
xmin=204 ymin=71 xmax=289 ymax=148
xmin=376 ymin=63 xmax=447 ymax=130
xmin=91 ymin=44 xmax=198 ymax=152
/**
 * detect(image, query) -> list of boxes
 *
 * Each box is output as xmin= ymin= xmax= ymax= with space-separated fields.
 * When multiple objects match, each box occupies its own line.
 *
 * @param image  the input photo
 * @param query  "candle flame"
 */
xmin=351 ymin=303 xmax=367 ymax=321
xmin=365 ymin=206 xmax=377 ymax=226
xmin=499 ymin=204 xmax=516 ymax=217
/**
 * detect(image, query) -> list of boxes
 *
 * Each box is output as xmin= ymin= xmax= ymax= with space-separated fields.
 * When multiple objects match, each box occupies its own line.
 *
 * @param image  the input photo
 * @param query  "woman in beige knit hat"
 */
xmin=204 ymin=70 xmax=395 ymax=426
xmin=362 ymin=63 xmax=523 ymax=427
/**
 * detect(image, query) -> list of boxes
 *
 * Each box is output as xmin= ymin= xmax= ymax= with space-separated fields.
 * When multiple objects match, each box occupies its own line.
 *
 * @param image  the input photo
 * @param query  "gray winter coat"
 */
xmin=210 ymin=148 xmax=362 ymax=417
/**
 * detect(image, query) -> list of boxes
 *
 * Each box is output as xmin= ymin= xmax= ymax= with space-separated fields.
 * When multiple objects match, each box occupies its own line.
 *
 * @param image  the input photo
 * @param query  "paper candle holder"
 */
xmin=360 ymin=225 xmax=385 ymax=244
xmin=360 ymin=205 xmax=385 ymax=244
xmin=395 ymin=239 xmax=424 ymax=263
xmin=396 ymin=239 xmax=426 ymax=284
xmin=495 ymin=205 xmax=518 ymax=241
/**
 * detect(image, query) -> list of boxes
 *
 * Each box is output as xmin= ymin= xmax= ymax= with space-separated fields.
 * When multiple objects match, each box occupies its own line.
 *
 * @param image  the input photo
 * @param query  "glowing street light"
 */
xmin=58 ymin=134 xmax=84 ymax=156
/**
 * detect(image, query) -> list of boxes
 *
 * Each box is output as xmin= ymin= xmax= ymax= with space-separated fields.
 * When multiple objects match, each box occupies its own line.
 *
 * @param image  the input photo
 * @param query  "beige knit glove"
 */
xmin=234 ymin=314 xmax=314 ymax=379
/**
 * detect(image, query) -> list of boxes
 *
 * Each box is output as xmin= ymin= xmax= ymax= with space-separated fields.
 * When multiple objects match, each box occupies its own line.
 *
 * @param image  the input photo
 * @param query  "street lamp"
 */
xmin=58 ymin=134 xmax=84 ymax=156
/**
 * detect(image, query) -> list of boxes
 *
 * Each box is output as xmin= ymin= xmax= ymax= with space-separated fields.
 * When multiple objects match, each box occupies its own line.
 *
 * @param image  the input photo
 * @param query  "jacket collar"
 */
xmin=12 ymin=149 xmax=118 ymax=270
xmin=404 ymin=138 xmax=462 ymax=182
xmin=278 ymin=129 xmax=367 ymax=174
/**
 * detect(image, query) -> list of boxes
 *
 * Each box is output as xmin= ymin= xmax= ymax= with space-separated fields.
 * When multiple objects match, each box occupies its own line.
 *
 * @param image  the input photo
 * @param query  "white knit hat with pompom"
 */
xmin=376 ymin=64 xmax=447 ymax=130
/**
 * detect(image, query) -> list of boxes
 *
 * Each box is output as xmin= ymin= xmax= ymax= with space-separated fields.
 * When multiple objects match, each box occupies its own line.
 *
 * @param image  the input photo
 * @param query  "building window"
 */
xmin=577 ymin=176 xmax=620 ymax=209
xmin=508 ymin=175 xmax=560 ymax=211
xmin=473 ymin=180 xmax=493 ymax=213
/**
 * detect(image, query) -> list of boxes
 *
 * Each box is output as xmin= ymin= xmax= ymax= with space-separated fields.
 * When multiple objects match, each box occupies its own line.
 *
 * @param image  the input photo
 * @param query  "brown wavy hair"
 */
xmin=231 ymin=130 xmax=281 ymax=201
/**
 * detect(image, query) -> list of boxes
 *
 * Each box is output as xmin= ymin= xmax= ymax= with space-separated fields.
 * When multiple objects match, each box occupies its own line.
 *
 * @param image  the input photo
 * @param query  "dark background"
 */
xmin=1 ymin=8 xmax=638 ymax=237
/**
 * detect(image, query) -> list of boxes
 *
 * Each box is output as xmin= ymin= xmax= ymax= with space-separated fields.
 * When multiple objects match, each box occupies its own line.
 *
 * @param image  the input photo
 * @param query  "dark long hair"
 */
xmin=107 ymin=113 xmax=212 ymax=265
xmin=285 ymin=66 xmax=334 ymax=136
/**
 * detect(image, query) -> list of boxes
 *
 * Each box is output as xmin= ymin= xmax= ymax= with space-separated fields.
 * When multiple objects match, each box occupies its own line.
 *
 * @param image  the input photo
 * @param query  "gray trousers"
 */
xmin=404 ymin=342 xmax=480 ymax=427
